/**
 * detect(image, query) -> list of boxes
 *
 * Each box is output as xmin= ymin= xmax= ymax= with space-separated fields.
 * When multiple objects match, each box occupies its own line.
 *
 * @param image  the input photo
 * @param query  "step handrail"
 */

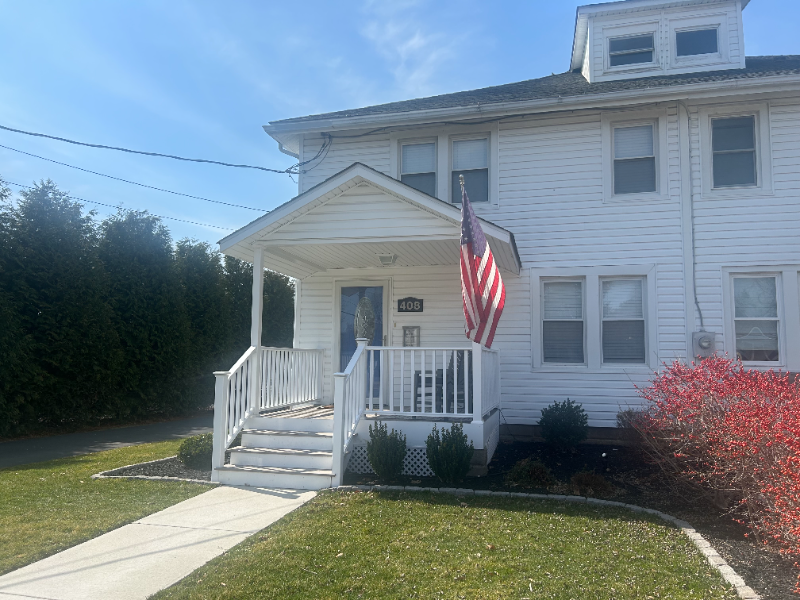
xmin=331 ymin=338 xmax=369 ymax=487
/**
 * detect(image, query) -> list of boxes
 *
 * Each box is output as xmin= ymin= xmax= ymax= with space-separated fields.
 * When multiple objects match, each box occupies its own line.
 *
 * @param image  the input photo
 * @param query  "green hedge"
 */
xmin=0 ymin=178 xmax=294 ymax=438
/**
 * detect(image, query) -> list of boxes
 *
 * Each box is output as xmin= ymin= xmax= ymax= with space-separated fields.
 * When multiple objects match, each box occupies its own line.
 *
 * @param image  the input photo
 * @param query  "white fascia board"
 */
xmin=570 ymin=13 xmax=590 ymax=72
xmin=218 ymin=162 xmax=514 ymax=252
xmin=264 ymin=74 xmax=800 ymax=140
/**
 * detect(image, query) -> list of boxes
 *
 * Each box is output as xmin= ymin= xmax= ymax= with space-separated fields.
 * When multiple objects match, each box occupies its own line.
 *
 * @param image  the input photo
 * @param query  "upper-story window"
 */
xmin=613 ymin=124 xmax=656 ymax=195
xmin=401 ymin=142 xmax=437 ymax=197
xmin=608 ymin=34 xmax=655 ymax=67
xmin=712 ymin=116 xmax=757 ymax=188
xmin=451 ymin=138 xmax=488 ymax=203
xmin=676 ymin=28 xmax=718 ymax=57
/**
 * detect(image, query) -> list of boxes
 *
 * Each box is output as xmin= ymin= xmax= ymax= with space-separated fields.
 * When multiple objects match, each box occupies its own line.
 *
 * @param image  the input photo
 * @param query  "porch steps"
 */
xmin=215 ymin=404 xmax=336 ymax=490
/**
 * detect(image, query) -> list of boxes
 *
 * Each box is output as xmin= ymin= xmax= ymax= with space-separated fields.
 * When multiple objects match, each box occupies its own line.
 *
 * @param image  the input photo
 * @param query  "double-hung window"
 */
xmin=712 ymin=116 xmax=757 ymax=188
xmin=451 ymin=138 xmax=488 ymax=203
xmin=401 ymin=142 xmax=437 ymax=197
xmin=613 ymin=124 xmax=657 ymax=195
xmin=602 ymin=279 xmax=646 ymax=364
xmin=542 ymin=281 xmax=584 ymax=364
xmin=609 ymin=34 xmax=655 ymax=67
xmin=733 ymin=276 xmax=780 ymax=362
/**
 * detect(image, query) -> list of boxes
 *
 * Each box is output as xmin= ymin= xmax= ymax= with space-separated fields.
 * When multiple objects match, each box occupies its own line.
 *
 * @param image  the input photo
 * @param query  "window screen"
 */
xmin=733 ymin=276 xmax=779 ymax=362
xmin=614 ymin=124 xmax=656 ymax=194
xmin=602 ymin=279 xmax=645 ymax=363
xmin=542 ymin=281 xmax=584 ymax=363
xmin=712 ymin=116 xmax=756 ymax=188
xmin=609 ymin=34 xmax=655 ymax=67
xmin=676 ymin=28 xmax=718 ymax=56
xmin=401 ymin=143 xmax=436 ymax=197
xmin=451 ymin=138 xmax=489 ymax=203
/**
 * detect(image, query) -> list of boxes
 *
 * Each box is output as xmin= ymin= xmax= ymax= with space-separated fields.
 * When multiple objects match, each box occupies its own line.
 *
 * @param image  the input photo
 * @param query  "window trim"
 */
xmin=600 ymin=277 xmax=648 ymax=366
xmin=723 ymin=270 xmax=785 ymax=368
xmin=668 ymin=12 xmax=732 ymax=69
xmin=699 ymin=103 xmax=773 ymax=198
xmin=531 ymin=265 xmax=657 ymax=372
xmin=612 ymin=122 xmax=658 ymax=196
xmin=602 ymin=20 xmax=661 ymax=75
xmin=675 ymin=26 xmax=720 ymax=60
xmin=601 ymin=109 xmax=670 ymax=203
xmin=541 ymin=278 xmax=586 ymax=366
xmin=608 ymin=33 xmax=656 ymax=68
xmin=390 ymin=123 xmax=499 ymax=206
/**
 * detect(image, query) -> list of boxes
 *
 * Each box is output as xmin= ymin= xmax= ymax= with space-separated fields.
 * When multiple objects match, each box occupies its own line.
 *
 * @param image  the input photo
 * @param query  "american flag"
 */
xmin=459 ymin=176 xmax=505 ymax=348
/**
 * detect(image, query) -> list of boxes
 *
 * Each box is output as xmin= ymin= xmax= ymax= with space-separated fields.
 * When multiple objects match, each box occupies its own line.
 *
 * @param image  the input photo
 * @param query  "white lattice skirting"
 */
xmin=346 ymin=445 xmax=435 ymax=477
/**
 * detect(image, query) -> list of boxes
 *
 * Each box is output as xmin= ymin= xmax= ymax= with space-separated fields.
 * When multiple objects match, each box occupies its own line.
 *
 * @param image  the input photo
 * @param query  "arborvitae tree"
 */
xmin=1 ymin=181 xmax=122 ymax=432
xmin=175 ymin=239 xmax=230 ymax=369
xmin=99 ymin=210 xmax=193 ymax=417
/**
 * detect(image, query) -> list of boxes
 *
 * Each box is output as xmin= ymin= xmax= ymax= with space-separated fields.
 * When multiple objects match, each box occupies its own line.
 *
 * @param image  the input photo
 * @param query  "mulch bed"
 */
xmin=116 ymin=441 xmax=796 ymax=599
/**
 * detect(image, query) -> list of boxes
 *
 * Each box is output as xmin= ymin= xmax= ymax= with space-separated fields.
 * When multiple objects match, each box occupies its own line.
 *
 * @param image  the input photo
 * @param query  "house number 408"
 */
xmin=398 ymin=298 xmax=423 ymax=312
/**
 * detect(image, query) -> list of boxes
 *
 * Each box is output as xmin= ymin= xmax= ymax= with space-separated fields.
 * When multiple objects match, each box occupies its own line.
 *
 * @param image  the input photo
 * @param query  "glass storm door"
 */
xmin=339 ymin=286 xmax=384 ymax=374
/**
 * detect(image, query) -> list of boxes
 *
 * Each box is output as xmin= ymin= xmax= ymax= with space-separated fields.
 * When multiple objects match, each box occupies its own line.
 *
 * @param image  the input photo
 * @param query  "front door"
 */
xmin=339 ymin=285 xmax=384 ymax=371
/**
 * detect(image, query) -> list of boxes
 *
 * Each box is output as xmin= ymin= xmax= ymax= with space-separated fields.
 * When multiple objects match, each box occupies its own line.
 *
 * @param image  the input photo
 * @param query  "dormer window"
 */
xmin=608 ymin=34 xmax=655 ymax=67
xmin=401 ymin=142 xmax=437 ymax=197
xmin=676 ymin=28 xmax=718 ymax=57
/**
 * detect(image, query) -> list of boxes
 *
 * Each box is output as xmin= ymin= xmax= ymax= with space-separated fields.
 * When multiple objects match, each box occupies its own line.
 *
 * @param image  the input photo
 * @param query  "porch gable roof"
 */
xmin=219 ymin=163 xmax=521 ymax=279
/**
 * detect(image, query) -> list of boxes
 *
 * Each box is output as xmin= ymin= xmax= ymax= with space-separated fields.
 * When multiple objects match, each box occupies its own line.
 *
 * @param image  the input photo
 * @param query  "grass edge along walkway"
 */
xmin=0 ymin=439 xmax=212 ymax=575
xmin=153 ymin=489 xmax=741 ymax=600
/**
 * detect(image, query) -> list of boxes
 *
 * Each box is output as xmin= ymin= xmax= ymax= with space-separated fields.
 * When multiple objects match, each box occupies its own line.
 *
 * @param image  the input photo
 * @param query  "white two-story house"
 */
xmin=210 ymin=0 xmax=800 ymax=490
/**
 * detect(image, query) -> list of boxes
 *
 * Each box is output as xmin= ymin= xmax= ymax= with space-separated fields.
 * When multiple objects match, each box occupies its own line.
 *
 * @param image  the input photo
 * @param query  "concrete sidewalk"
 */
xmin=0 ymin=414 xmax=213 ymax=470
xmin=0 ymin=486 xmax=316 ymax=600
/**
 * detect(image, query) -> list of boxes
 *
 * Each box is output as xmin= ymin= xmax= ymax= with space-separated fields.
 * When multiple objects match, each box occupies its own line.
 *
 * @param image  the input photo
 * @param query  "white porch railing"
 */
xmin=332 ymin=338 xmax=369 ymax=487
xmin=361 ymin=344 xmax=491 ymax=418
xmin=260 ymin=347 xmax=323 ymax=410
xmin=211 ymin=346 xmax=323 ymax=480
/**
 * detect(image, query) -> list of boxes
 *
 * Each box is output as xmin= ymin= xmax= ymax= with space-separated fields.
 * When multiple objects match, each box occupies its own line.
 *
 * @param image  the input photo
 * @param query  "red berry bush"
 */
xmin=635 ymin=356 xmax=800 ymax=591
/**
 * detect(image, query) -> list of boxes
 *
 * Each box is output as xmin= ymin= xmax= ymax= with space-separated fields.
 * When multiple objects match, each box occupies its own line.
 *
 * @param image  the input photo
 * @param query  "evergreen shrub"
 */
xmin=538 ymin=398 xmax=588 ymax=450
xmin=177 ymin=433 xmax=214 ymax=470
xmin=366 ymin=421 xmax=407 ymax=482
xmin=425 ymin=423 xmax=474 ymax=484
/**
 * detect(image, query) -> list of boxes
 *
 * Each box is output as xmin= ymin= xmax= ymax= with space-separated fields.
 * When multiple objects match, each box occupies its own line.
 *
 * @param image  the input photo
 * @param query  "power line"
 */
xmin=5 ymin=181 xmax=235 ymax=231
xmin=0 ymin=143 xmax=263 ymax=211
xmin=0 ymin=123 xmax=327 ymax=174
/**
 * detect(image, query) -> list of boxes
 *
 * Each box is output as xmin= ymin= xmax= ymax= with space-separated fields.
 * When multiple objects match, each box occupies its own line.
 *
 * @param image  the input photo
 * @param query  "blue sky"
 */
xmin=0 ymin=0 xmax=795 ymax=245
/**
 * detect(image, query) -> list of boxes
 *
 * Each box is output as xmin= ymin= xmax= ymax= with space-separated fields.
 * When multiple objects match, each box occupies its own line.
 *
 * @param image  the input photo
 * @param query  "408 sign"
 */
xmin=398 ymin=297 xmax=423 ymax=313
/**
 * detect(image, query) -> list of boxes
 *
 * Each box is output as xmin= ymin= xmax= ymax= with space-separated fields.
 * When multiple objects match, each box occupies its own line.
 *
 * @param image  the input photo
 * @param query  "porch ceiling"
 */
xmin=219 ymin=163 xmax=521 ymax=279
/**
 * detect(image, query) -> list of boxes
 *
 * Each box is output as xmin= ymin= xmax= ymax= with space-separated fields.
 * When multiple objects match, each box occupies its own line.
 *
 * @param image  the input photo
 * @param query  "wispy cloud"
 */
xmin=360 ymin=0 xmax=465 ymax=99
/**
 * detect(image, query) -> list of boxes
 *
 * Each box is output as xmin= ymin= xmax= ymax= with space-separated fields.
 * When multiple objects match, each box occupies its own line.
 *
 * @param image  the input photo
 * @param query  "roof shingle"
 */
xmin=271 ymin=56 xmax=800 ymax=126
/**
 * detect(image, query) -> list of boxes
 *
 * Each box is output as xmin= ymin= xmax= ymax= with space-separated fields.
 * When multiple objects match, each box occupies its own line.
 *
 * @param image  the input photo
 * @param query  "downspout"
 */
xmin=677 ymin=100 xmax=705 ymax=358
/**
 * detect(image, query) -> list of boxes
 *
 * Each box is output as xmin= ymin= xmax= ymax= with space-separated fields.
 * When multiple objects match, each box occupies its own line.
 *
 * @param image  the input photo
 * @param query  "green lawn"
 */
xmin=0 ymin=440 xmax=211 ymax=575
xmin=154 ymin=490 xmax=737 ymax=600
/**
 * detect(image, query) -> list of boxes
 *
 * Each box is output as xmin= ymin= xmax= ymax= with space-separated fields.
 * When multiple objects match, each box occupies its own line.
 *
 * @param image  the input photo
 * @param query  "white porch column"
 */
xmin=471 ymin=341 xmax=483 ymax=424
xmin=251 ymin=247 xmax=265 ymax=347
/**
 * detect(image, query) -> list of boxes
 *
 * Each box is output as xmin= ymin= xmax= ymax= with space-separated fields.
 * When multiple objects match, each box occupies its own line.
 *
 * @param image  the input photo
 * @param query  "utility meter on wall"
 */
xmin=692 ymin=331 xmax=716 ymax=359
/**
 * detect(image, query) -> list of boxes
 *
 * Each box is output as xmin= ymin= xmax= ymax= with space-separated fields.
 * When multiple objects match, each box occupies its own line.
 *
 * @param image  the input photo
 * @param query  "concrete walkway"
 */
xmin=0 ymin=414 xmax=213 ymax=470
xmin=0 ymin=486 xmax=316 ymax=600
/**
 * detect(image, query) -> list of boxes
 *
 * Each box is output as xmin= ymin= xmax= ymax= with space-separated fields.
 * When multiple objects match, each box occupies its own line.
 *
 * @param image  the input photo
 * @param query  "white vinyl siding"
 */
xmin=602 ymin=279 xmax=646 ymax=364
xmin=401 ymin=142 xmax=436 ymax=197
xmin=542 ymin=281 xmax=584 ymax=364
xmin=613 ymin=124 xmax=657 ymax=194
xmin=452 ymin=138 xmax=489 ymax=203
xmin=733 ymin=276 xmax=780 ymax=363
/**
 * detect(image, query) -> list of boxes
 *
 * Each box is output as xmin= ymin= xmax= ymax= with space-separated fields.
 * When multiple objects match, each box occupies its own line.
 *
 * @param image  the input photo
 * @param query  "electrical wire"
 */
xmin=5 ymin=181 xmax=235 ymax=231
xmin=0 ymin=123 xmax=307 ymax=175
xmin=0 ymin=143 xmax=262 ymax=211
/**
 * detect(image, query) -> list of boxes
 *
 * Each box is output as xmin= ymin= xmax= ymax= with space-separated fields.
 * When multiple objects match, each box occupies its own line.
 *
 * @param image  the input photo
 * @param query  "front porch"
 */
xmin=211 ymin=164 xmax=519 ymax=489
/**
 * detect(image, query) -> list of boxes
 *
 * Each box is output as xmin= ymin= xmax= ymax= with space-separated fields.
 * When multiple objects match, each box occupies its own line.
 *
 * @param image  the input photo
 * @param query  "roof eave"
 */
xmin=263 ymin=72 xmax=800 ymax=138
